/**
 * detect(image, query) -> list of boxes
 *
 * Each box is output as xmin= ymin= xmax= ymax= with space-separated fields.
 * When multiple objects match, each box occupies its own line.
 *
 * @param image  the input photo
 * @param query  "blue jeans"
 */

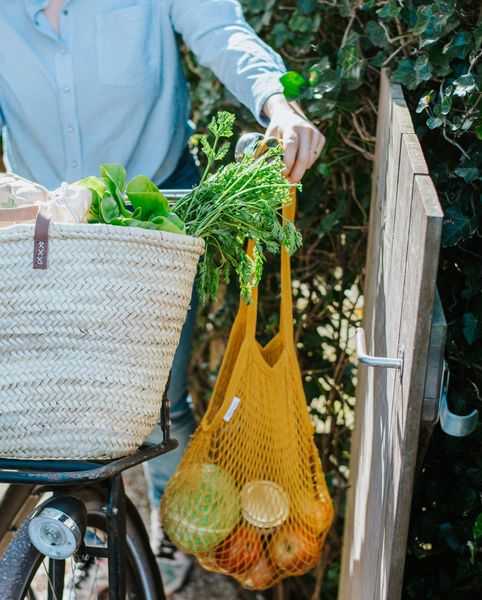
xmin=143 ymin=148 xmax=200 ymax=509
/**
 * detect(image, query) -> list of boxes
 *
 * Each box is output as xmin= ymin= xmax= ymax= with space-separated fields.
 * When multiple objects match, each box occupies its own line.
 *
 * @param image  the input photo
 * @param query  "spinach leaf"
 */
xmin=100 ymin=194 xmax=120 ymax=223
xmin=100 ymin=164 xmax=131 ymax=217
xmin=126 ymin=176 xmax=170 ymax=219
xmin=149 ymin=214 xmax=184 ymax=235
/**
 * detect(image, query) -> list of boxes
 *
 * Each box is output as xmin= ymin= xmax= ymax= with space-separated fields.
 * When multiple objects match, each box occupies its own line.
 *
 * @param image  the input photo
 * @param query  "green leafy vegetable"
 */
xmin=172 ymin=112 xmax=300 ymax=302
xmin=78 ymin=111 xmax=300 ymax=302
xmin=78 ymin=166 xmax=184 ymax=236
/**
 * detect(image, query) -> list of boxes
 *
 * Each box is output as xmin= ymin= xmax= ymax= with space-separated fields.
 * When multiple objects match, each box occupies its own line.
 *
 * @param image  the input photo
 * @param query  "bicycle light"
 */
xmin=28 ymin=496 xmax=87 ymax=559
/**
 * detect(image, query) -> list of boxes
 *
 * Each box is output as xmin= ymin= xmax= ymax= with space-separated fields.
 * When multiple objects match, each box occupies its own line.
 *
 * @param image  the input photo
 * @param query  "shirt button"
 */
xmin=63 ymin=85 xmax=70 ymax=93
xmin=71 ymin=161 xmax=78 ymax=169
xmin=67 ymin=125 xmax=74 ymax=133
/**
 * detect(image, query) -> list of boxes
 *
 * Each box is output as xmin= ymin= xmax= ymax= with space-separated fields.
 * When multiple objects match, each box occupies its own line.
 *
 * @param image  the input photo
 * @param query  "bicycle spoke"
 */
xmin=67 ymin=558 xmax=76 ymax=600
xmin=41 ymin=560 xmax=58 ymax=600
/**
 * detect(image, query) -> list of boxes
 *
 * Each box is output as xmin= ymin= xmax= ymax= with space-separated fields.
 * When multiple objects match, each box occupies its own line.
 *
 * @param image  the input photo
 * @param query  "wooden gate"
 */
xmin=338 ymin=70 xmax=444 ymax=599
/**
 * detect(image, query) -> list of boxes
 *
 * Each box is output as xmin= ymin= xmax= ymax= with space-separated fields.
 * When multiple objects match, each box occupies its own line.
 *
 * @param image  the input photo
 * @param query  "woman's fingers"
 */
xmin=282 ymin=130 xmax=299 ymax=179
xmin=265 ymin=104 xmax=326 ymax=182
xmin=287 ymin=128 xmax=312 ymax=183
xmin=308 ymin=129 xmax=326 ymax=169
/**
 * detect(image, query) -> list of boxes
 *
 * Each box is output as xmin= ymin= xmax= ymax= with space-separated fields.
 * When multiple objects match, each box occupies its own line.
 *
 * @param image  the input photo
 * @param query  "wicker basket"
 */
xmin=0 ymin=222 xmax=204 ymax=460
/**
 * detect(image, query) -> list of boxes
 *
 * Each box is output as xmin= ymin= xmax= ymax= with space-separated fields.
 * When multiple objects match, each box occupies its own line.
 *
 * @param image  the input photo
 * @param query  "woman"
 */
xmin=0 ymin=1 xmax=324 ymax=594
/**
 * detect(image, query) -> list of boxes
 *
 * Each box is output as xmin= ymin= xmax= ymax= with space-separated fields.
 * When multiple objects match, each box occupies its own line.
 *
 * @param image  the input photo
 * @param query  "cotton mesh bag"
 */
xmin=161 ymin=193 xmax=333 ymax=590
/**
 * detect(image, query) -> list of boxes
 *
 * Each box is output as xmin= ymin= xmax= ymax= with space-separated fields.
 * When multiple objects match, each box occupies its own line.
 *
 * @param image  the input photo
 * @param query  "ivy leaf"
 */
xmin=281 ymin=71 xmax=308 ymax=100
xmin=414 ymin=55 xmax=433 ymax=81
xmin=298 ymin=0 xmax=317 ymax=14
xmin=427 ymin=116 xmax=443 ymax=129
xmin=338 ymin=33 xmax=362 ymax=82
xmin=441 ymin=94 xmax=452 ymax=115
xmin=416 ymin=91 xmax=434 ymax=113
xmin=442 ymin=205 xmax=478 ymax=247
xmin=366 ymin=21 xmax=389 ymax=48
xmin=270 ymin=22 xmax=289 ymax=47
xmin=289 ymin=11 xmax=320 ymax=33
xmin=453 ymin=74 xmax=477 ymax=97
xmin=313 ymin=69 xmax=339 ymax=94
xmin=309 ymin=56 xmax=330 ymax=83
xmin=376 ymin=0 xmax=400 ymax=20
xmin=370 ymin=50 xmax=388 ymax=68
xmin=443 ymin=31 xmax=472 ymax=59
xmin=392 ymin=59 xmax=418 ymax=89
xmin=413 ymin=2 xmax=458 ymax=41
xmin=454 ymin=156 xmax=481 ymax=183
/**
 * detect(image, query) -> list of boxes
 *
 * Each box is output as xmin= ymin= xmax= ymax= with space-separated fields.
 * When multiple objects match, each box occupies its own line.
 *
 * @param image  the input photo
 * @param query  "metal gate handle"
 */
xmin=355 ymin=328 xmax=403 ymax=370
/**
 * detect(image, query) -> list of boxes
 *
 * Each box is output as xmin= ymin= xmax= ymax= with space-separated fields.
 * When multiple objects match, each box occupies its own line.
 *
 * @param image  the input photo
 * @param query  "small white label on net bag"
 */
xmin=223 ymin=396 xmax=241 ymax=422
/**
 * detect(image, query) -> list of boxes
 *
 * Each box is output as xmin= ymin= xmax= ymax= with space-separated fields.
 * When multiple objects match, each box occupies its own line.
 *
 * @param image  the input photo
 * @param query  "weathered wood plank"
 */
xmin=375 ymin=174 xmax=443 ymax=598
xmin=339 ymin=76 xmax=443 ymax=600
xmin=338 ymin=69 xmax=392 ymax=600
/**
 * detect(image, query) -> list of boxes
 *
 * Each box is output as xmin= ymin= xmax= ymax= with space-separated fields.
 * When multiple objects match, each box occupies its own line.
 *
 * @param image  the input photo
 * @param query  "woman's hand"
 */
xmin=263 ymin=94 xmax=325 ymax=183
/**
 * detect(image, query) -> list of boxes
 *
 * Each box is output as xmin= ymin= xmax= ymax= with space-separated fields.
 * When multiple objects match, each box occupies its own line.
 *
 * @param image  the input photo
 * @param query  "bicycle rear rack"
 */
xmin=0 ymin=439 xmax=178 ymax=485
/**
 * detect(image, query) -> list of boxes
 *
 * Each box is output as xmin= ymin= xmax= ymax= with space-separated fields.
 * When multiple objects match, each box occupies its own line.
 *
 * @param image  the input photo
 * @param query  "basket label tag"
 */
xmin=33 ymin=212 xmax=50 ymax=270
xmin=223 ymin=396 xmax=241 ymax=422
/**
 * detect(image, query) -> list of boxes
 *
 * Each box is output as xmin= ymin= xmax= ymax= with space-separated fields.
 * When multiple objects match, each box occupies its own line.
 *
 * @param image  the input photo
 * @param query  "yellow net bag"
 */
xmin=161 ymin=194 xmax=334 ymax=590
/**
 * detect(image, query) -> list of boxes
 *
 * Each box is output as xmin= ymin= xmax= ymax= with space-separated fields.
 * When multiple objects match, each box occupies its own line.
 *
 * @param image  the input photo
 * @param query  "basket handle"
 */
xmin=0 ymin=206 xmax=51 ymax=270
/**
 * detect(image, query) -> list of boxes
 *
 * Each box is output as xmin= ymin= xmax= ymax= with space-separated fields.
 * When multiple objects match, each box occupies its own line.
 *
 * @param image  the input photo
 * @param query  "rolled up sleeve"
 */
xmin=170 ymin=0 xmax=286 ymax=125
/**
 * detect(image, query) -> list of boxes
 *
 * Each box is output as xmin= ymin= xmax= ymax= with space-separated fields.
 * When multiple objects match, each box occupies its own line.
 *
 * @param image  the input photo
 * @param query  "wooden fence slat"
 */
xmin=339 ymin=75 xmax=444 ymax=600
xmin=338 ymin=69 xmax=392 ymax=600
xmin=375 ymin=174 xmax=443 ymax=598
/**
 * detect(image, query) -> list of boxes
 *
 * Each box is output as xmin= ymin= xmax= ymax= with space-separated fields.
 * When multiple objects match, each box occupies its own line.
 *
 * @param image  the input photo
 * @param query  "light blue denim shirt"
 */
xmin=0 ymin=0 xmax=286 ymax=188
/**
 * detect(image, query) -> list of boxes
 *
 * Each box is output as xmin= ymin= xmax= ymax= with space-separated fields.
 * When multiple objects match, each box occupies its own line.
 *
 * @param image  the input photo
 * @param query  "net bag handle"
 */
xmin=244 ymin=188 xmax=297 ymax=341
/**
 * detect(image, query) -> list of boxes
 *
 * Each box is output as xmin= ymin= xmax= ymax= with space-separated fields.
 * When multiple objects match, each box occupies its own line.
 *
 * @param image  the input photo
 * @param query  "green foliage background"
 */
xmin=184 ymin=1 xmax=482 ymax=598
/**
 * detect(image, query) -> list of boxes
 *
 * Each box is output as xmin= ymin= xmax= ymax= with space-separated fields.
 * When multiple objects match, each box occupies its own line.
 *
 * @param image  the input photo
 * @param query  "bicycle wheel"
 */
xmin=0 ymin=486 xmax=165 ymax=600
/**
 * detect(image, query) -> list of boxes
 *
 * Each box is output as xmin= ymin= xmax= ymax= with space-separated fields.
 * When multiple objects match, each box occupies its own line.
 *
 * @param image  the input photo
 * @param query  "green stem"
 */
xmin=182 ymin=134 xmax=221 ymax=219
xmin=193 ymin=183 xmax=293 ymax=237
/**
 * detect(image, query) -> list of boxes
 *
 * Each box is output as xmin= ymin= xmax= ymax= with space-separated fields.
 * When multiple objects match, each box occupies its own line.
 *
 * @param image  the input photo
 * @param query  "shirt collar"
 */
xmin=24 ymin=0 xmax=49 ymax=22
xmin=24 ymin=0 xmax=72 ymax=22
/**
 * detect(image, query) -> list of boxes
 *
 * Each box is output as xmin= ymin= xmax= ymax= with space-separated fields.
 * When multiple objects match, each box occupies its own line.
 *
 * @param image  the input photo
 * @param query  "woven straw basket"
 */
xmin=0 ymin=221 xmax=204 ymax=460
